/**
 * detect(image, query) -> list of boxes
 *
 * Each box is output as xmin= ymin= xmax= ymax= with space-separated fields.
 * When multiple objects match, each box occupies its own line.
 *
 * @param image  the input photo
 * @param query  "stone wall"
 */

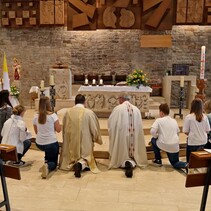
xmin=0 ymin=26 xmax=210 ymax=106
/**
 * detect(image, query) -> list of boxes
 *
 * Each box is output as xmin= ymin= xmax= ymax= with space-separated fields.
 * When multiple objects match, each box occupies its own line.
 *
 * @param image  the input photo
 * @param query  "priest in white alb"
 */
xmin=59 ymin=94 xmax=102 ymax=178
xmin=108 ymin=93 xmax=148 ymax=178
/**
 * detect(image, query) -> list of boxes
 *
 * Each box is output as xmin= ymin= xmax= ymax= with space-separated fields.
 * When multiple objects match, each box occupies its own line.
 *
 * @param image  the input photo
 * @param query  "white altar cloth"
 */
xmin=78 ymin=85 xmax=152 ymax=93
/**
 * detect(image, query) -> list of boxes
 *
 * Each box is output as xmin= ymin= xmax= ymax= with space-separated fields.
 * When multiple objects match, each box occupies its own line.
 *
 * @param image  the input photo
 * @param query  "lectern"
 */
xmin=0 ymin=144 xmax=21 ymax=211
xmin=185 ymin=151 xmax=211 ymax=211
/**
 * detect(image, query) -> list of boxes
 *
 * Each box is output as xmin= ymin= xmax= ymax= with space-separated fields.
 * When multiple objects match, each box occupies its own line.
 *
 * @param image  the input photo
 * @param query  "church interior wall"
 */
xmin=0 ymin=25 xmax=210 ymax=106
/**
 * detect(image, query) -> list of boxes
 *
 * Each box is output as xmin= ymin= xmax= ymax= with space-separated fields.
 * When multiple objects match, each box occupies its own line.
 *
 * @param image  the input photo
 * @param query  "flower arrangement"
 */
xmin=126 ymin=69 xmax=149 ymax=88
xmin=10 ymin=85 xmax=20 ymax=97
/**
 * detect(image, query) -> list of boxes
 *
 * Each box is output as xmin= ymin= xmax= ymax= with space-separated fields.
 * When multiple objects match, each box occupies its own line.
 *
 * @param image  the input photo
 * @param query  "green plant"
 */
xmin=10 ymin=85 xmax=20 ymax=97
xmin=126 ymin=69 xmax=149 ymax=88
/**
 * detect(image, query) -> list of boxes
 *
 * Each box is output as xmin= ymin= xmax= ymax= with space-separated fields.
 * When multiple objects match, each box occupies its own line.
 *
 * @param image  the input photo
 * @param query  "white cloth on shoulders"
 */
xmin=108 ymin=101 xmax=148 ymax=169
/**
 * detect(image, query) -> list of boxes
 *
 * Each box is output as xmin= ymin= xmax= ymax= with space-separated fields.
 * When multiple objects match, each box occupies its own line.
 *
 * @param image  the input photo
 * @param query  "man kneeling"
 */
xmin=108 ymin=93 xmax=148 ymax=178
xmin=59 ymin=94 xmax=102 ymax=177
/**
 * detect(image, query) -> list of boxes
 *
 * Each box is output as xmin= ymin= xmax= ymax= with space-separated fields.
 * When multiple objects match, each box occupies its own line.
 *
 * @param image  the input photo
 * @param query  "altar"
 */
xmin=78 ymin=85 xmax=152 ymax=117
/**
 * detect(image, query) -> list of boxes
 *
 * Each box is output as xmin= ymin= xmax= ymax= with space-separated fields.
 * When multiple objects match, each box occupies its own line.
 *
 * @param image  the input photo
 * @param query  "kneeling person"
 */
xmin=150 ymin=103 xmax=187 ymax=170
xmin=108 ymin=93 xmax=148 ymax=178
xmin=59 ymin=94 xmax=102 ymax=178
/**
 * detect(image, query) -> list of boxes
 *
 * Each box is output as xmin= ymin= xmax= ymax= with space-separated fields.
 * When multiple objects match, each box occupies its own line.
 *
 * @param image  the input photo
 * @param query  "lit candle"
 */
xmin=49 ymin=75 xmax=54 ymax=86
xmin=99 ymin=79 xmax=103 ymax=85
xmin=40 ymin=80 xmax=45 ymax=91
xmin=200 ymin=46 xmax=206 ymax=79
xmin=92 ymin=79 xmax=96 ymax=85
xmin=180 ymin=76 xmax=184 ymax=87
xmin=85 ymin=78 xmax=88 ymax=85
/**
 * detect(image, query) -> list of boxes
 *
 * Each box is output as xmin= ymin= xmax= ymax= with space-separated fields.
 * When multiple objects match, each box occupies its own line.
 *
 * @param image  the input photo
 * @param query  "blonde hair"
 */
xmin=204 ymin=99 xmax=211 ymax=114
xmin=38 ymin=96 xmax=52 ymax=124
xmin=13 ymin=105 xmax=25 ymax=116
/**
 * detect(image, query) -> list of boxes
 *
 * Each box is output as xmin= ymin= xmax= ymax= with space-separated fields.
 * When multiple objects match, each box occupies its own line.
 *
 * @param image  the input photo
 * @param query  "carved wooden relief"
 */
xmin=97 ymin=0 xmax=141 ymax=29
xmin=67 ymin=0 xmax=97 ymax=30
xmin=40 ymin=0 xmax=54 ymax=25
xmin=55 ymin=0 xmax=64 ymax=25
xmin=176 ymin=0 xmax=204 ymax=24
xmin=1 ymin=0 xmax=39 ymax=27
xmin=142 ymin=0 xmax=173 ymax=30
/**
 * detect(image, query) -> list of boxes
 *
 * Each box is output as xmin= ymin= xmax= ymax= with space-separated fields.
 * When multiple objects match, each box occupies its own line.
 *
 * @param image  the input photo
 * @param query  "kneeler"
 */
xmin=0 ymin=144 xmax=21 ymax=211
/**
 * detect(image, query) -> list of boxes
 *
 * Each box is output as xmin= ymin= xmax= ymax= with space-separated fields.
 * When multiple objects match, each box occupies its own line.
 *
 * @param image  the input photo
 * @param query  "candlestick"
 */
xmin=49 ymin=75 xmax=55 ymax=86
xmin=84 ymin=78 xmax=89 ymax=85
xmin=40 ymin=80 xmax=45 ymax=91
xmin=99 ymin=79 xmax=103 ymax=86
xmin=200 ymin=46 xmax=206 ymax=79
xmin=174 ymin=87 xmax=184 ymax=119
xmin=50 ymin=85 xmax=56 ymax=112
xmin=92 ymin=79 xmax=96 ymax=86
xmin=180 ymin=76 xmax=184 ymax=87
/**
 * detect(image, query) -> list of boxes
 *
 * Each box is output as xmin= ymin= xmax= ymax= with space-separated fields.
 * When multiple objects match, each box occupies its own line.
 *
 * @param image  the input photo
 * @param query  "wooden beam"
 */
xmin=145 ymin=0 xmax=171 ymax=28
xmin=140 ymin=35 xmax=172 ymax=48
xmin=72 ymin=13 xmax=89 ymax=28
xmin=143 ymin=0 xmax=162 ymax=12
xmin=68 ymin=0 xmax=96 ymax=19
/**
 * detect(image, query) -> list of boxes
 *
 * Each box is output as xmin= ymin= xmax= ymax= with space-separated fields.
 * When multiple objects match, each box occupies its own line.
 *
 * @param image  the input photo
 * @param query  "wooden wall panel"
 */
xmin=142 ymin=0 xmax=173 ymax=30
xmin=67 ymin=0 xmax=97 ymax=30
xmin=187 ymin=0 xmax=204 ymax=23
xmin=55 ymin=0 xmax=64 ymax=25
xmin=176 ymin=0 xmax=187 ymax=23
xmin=40 ymin=0 xmax=54 ymax=25
xmin=1 ymin=0 xmax=39 ymax=28
xmin=97 ymin=0 xmax=141 ymax=29
xmin=140 ymin=35 xmax=172 ymax=48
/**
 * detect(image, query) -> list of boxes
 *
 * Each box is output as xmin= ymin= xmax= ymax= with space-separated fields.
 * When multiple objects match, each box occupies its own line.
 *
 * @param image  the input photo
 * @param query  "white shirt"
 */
xmin=1 ymin=115 xmax=27 ymax=154
xmin=183 ymin=113 xmax=210 ymax=146
xmin=33 ymin=113 xmax=58 ymax=145
xmin=150 ymin=116 xmax=180 ymax=153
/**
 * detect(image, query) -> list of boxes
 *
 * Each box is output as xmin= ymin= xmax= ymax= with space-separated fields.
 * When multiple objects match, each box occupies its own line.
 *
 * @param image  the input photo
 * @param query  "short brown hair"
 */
xmin=13 ymin=105 xmax=25 ymax=116
xmin=159 ymin=103 xmax=169 ymax=115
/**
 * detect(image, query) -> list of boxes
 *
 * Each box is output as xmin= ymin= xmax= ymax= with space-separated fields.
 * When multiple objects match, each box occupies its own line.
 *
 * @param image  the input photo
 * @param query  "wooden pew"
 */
xmin=0 ymin=144 xmax=21 ymax=211
xmin=185 ymin=151 xmax=211 ymax=211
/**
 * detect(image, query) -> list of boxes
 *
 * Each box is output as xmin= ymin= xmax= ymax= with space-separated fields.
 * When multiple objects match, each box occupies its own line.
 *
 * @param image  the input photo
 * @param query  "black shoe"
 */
xmin=125 ymin=161 xmax=133 ymax=178
xmin=152 ymin=159 xmax=162 ymax=167
xmin=74 ymin=162 xmax=82 ymax=178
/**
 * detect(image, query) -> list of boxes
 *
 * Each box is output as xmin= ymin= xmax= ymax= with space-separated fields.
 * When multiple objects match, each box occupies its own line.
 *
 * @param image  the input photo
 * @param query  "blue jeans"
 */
xmin=151 ymin=138 xmax=187 ymax=169
xmin=18 ymin=139 xmax=31 ymax=161
xmin=36 ymin=142 xmax=59 ymax=171
xmin=186 ymin=144 xmax=204 ymax=163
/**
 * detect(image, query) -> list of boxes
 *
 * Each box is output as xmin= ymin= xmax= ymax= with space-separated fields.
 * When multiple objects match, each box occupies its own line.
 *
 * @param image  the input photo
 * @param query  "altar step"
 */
xmin=149 ymin=96 xmax=166 ymax=110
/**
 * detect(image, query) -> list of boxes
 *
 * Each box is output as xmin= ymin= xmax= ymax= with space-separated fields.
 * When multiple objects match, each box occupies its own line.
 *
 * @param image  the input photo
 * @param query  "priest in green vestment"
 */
xmin=59 ymin=94 xmax=102 ymax=178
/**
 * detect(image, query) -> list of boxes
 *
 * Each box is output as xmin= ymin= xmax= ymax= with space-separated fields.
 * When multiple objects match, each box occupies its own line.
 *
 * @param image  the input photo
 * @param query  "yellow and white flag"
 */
xmin=2 ymin=52 xmax=10 ymax=91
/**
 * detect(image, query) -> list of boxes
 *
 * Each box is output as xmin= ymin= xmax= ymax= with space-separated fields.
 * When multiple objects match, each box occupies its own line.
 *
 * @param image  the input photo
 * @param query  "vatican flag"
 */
xmin=2 ymin=52 xmax=10 ymax=91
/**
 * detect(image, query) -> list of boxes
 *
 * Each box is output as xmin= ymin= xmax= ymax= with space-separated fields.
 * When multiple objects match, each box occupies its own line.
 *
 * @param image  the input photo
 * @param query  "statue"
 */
xmin=13 ymin=58 xmax=21 ymax=80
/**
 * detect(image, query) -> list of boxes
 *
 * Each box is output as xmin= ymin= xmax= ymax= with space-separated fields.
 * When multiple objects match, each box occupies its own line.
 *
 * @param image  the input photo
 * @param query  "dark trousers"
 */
xmin=36 ymin=142 xmax=59 ymax=171
xmin=151 ymin=137 xmax=187 ymax=169
xmin=18 ymin=139 xmax=31 ymax=161
xmin=186 ymin=144 xmax=204 ymax=163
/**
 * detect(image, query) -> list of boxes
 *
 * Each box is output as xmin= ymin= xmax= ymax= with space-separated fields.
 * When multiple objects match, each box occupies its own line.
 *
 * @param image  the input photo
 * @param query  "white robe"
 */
xmin=108 ymin=101 xmax=148 ymax=169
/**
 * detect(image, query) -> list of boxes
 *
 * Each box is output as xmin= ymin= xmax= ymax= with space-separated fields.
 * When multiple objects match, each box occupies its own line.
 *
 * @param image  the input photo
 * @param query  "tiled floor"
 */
xmin=1 ymin=108 xmax=211 ymax=211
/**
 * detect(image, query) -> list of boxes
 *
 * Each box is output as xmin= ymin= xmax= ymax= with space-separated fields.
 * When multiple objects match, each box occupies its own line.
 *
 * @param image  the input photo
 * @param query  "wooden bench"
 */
xmin=30 ymin=138 xmax=186 ymax=160
xmin=185 ymin=151 xmax=211 ymax=211
xmin=0 ymin=144 xmax=21 ymax=211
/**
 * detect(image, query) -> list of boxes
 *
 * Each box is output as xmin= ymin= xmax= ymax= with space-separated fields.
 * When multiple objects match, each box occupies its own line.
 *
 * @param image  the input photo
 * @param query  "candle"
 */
xmin=49 ymin=75 xmax=54 ymax=86
xmin=180 ymin=76 xmax=184 ymax=87
xmin=200 ymin=46 xmax=206 ymax=79
xmin=85 ymin=78 xmax=88 ymax=85
xmin=92 ymin=79 xmax=96 ymax=85
xmin=99 ymin=79 xmax=103 ymax=85
xmin=40 ymin=80 xmax=45 ymax=91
